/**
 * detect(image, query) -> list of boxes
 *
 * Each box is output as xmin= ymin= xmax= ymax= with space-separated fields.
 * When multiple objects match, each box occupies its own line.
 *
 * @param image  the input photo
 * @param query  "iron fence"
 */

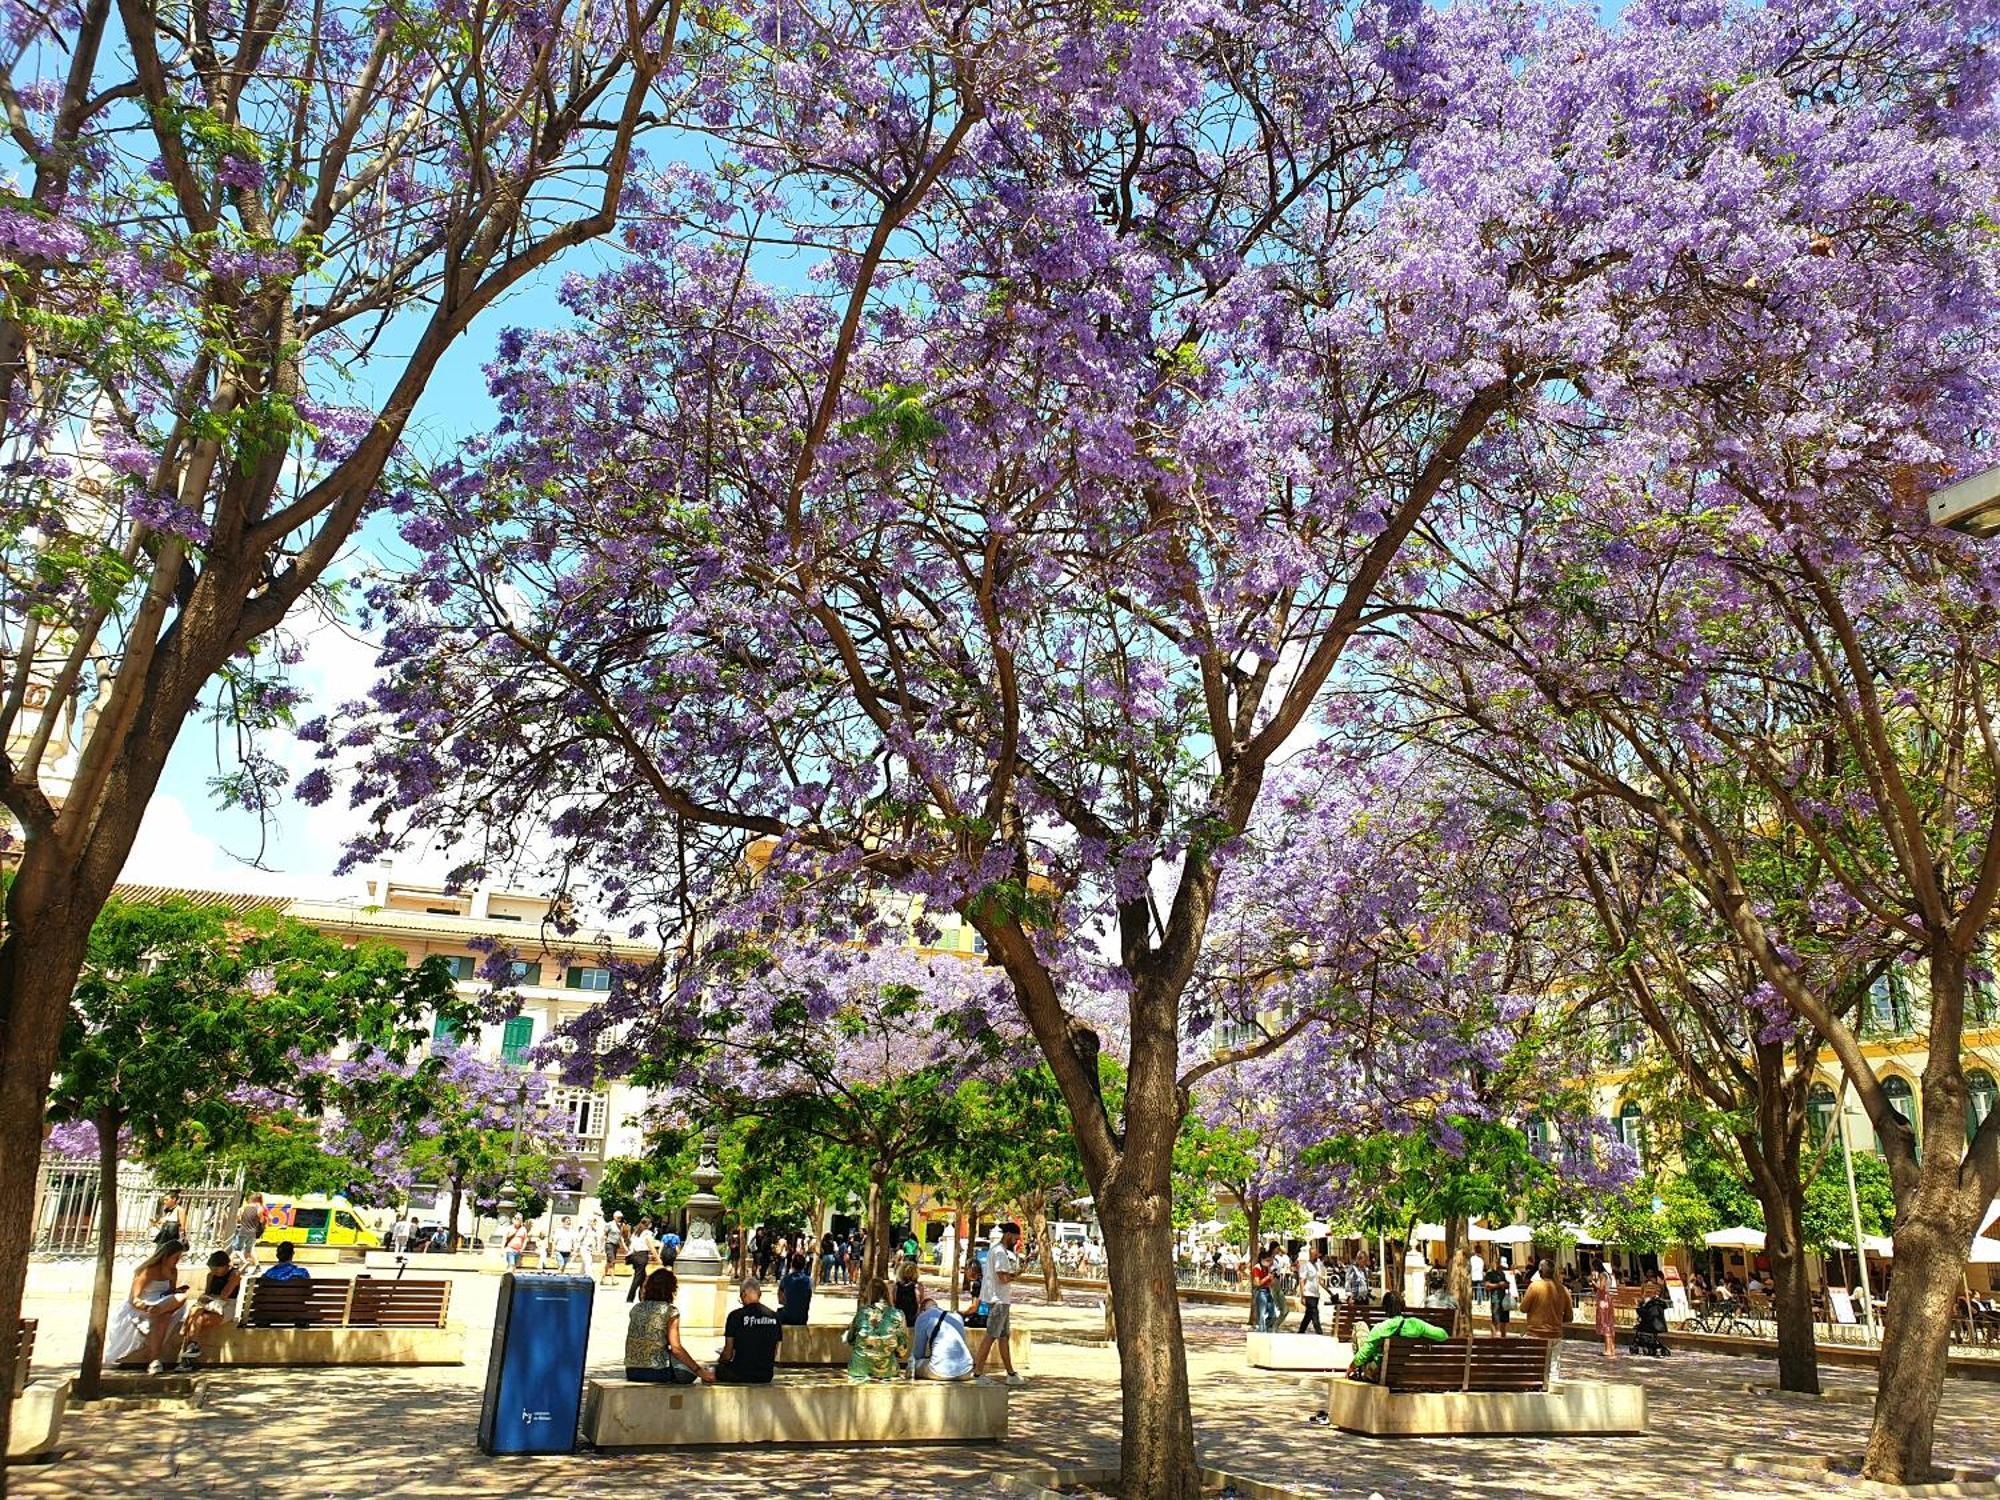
xmin=31 ymin=1155 xmax=244 ymax=1259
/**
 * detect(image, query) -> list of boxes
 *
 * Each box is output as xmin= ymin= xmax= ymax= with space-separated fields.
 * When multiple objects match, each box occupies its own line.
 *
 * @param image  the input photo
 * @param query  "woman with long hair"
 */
xmin=105 ymin=1239 xmax=190 ymax=1373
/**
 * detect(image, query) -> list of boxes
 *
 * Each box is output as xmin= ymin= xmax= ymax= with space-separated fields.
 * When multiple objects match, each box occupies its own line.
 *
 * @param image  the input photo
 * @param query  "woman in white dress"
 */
xmin=104 ymin=1240 xmax=189 ymax=1373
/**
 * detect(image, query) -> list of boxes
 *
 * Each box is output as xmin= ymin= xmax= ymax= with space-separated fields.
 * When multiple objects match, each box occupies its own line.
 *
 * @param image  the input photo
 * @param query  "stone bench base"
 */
xmin=583 ymin=1376 xmax=1008 ymax=1448
xmin=776 ymin=1323 xmax=1032 ymax=1372
xmin=207 ymin=1323 xmax=464 ymax=1365
xmin=6 ymin=1379 xmax=68 ymax=1460
xmin=1324 ymin=1377 xmax=1647 ymax=1436
xmin=1246 ymin=1332 xmax=1352 ymax=1372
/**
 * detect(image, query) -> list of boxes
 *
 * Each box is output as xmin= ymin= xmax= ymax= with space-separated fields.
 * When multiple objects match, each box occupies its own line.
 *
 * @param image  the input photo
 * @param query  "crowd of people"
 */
xmin=621 ymin=1221 xmax=1030 ymax=1387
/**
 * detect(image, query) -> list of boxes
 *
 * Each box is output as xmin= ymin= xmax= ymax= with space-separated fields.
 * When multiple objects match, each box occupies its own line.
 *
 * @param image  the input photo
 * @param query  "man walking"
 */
xmin=973 ymin=1221 xmax=1023 ymax=1384
xmin=1520 ymin=1258 xmax=1575 ymax=1385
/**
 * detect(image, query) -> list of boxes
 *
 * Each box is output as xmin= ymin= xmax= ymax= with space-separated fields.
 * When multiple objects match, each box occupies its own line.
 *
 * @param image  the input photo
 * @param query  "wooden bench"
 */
xmin=583 ymin=1375 xmax=1008 ymax=1448
xmin=213 ymin=1276 xmax=460 ymax=1366
xmin=1383 ymin=1335 xmax=1550 ymax=1393
xmin=241 ymin=1275 xmax=450 ymax=1328
xmin=10 ymin=1319 xmax=34 ymax=1397
xmin=1326 ymin=1336 xmax=1646 ymax=1437
xmin=1402 ymin=1306 xmax=1460 ymax=1335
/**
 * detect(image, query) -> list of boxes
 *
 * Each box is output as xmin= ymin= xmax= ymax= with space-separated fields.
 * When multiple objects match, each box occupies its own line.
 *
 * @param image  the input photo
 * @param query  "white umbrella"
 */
xmin=1302 ymin=1221 xmax=1331 ymax=1239
xmin=1969 ymin=1235 xmax=2000 ymax=1266
xmin=1465 ymin=1219 xmax=1495 ymax=1240
xmin=1562 ymin=1221 xmax=1606 ymax=1244
xmin=1485 ymin=1223 xmax=1537 ymax=1245
xmin=1413 ymin=1222 xmax=1447 ymax=1242
xmin=1704 ymin=1226 xmax=1767 ymax=1250
xmin=1862 ymin=1234 xmax=1896 ymax=1257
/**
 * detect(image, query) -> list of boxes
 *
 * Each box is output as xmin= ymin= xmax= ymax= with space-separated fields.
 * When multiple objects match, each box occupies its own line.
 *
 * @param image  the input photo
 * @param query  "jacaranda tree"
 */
xmin=0 ymin=0 xmax=698 ymax=1434
xmin=325 ymin=1 xmax=1991 ymax=1488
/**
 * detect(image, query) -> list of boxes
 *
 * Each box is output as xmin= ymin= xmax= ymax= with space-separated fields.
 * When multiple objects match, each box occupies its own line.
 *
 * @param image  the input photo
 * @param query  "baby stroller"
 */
xmin=1630 ymin=1293 xmax=1671 ymax=1356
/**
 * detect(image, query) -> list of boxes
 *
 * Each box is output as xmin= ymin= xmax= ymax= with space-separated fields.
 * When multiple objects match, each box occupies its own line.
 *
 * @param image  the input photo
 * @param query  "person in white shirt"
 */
xmin=578 ymin=1211 xmax=601 ymax=1280
xmin=910 ymin=1290 xmax=976 ymax=1380
xmin=553 ymin=1216 xmax=579 ymax=1273
xmin=390 ymin=1211 xmax=413 ymax=1255
xmin=1297 ymin=1248 xmax=1324 ymax=1334
xmin=1468 ymin=1248 xmax=1486 ymax=1312
xmin=974 ymin=1221 xmax=1023 ymax=1384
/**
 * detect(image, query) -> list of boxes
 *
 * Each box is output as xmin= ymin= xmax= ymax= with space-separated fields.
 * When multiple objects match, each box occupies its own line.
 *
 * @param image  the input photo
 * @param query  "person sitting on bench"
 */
xmin=626 ymin=1268 xmax=713 ymax=1385
xmin=260 ymin=1241 xmax=310 ymax=1282
xmin=1345 ymin=1292 xmax=1451 ymax=1383
xmin=910 ymin=1290 xmax=975 ymax=1380
xmin=714 ymin=1279 xmax=782 ymax=1384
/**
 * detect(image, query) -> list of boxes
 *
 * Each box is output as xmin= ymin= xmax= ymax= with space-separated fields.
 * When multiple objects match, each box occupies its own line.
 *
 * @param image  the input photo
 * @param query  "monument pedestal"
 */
xmin=675 ymin=1274 xmax=738 ymax=1335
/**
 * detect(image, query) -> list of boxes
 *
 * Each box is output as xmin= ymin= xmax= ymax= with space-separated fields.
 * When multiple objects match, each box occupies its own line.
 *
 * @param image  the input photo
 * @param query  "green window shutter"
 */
xmin=566 ymin=965 xmax=583 ymax=989
xmin=501 ymin=1015 xmax=534 ymax=1064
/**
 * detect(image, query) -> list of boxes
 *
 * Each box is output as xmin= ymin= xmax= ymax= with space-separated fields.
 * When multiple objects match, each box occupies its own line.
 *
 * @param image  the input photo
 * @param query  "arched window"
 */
xmin=1526 ymin=1116 xmax=1552 ymax=1158
xmin=1878 ymin=1075 xmax=1918 ymax=1157
xmin=1807 ymin=1083 xmax=1838 ymax=1148
xmin=1616 ymin=1102 xmax=1646 ymax=1164
xmin=1968 ymin=1070 xmax=1998 ymax=1142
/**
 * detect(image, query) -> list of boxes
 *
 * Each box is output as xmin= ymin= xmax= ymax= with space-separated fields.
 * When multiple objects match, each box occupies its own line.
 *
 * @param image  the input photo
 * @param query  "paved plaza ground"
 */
xmin=15 ymin=1267 xmax=2000 ymax=1498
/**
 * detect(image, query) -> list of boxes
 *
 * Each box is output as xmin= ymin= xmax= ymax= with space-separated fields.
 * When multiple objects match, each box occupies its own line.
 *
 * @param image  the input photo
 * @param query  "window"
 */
xmin=552 ymin=1086 xmax=609 ymax=1143
xmin=1867 ymin=973 xmax=1912 ymax=1035
xmin=425 ymin=906 xmax=459 ymax=916
xmin=335 ymin=1211 xmax=362 ymax=1231
xmin=1972 ymin=972 xmax=1999 ymax=1028
xmin=1969 ymin=1070 xmax=1998 ymax=1141
xmin=507 ymin=960 xmax=542 ymax=986
xmin=567 ymin=965 xmax=612 ymax=992
xmin=1616 ymin=1102 xmax=1646 ymax=1164
xmin=431 ymin=1015 xmax=459 ymax=1046
xmin=440 ymin=955 xmax=476 ymax=981
xmin=1878 ymin=1074 xmax=1918 ymax=1157
xmin=1807 ymin=1083 xmax=1838 ymax=1148
xmin=293 ymin=1208 xmax=329 ymax=1231
xmin=500 ymin=1015 xmax=535 ymax=1065
xmin=1526 ymin=1116 xmax=1553 ymax=1157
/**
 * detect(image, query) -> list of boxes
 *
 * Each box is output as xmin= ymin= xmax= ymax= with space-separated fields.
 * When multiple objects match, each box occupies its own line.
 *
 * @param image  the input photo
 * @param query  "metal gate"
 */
xmin=31 ymin=1155 xmax=245 ymax=1259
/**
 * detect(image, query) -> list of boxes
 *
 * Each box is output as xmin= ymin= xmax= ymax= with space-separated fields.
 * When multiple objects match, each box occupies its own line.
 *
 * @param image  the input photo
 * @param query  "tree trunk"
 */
xmin=1861 ymin=1185 xmax=1982 ymax=1482
xmin=79 ymin=1108 xmax=122 ymax=1397
xmin=1100 ymin=1186 xmax=1202 ymax=1500
xmin=0 ymin=897 xmax=96 ymax=1466
xmin=1032 ymin=1198 xmax=1061 ymax=1303
xmin=1749 ymin=1167 xmax=1820 ymax=1395
xmin=862 ymin=1167 xmax=892 ymax=1291
xmin=1242 ymin=1194 xmax=1262 ymax=1326
xmin=447 ymin=1176 xmax=465 ymax=1254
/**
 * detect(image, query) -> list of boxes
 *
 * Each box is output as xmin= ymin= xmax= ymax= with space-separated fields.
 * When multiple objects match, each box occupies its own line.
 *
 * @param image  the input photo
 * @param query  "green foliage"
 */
xmin=48 ymin=897 xmax=455 ymax=1162
xmin=147 ymin=1110 xmax=363 ymax=1195
xmin=1803 ymin=1150 xmax=1895 ymax=1254
xmin=1311 ymin=1118 xmax=1546 ymax=1239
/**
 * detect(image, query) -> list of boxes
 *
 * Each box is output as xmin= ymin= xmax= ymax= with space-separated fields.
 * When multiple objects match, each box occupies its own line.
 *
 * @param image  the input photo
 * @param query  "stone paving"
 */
xmin=13 ymin=1270 xmax=2000 ymax=1498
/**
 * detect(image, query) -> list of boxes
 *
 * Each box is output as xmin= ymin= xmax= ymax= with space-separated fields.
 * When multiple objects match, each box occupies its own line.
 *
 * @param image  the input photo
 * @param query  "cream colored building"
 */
xmin=113 ymin=870 xmax=664 ymax=1204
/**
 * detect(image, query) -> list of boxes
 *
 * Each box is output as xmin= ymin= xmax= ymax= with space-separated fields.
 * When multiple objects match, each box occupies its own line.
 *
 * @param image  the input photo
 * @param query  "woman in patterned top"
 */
xmin=843 ymin=1277 xmax=911 ymax=1382
xmin=625 ymin=1268 xmax=713 ymax=1384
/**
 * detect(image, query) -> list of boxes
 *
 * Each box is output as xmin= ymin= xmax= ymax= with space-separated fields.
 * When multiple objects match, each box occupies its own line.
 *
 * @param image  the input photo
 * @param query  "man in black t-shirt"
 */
xmin=715 ymin=1279 xmax=784 ymax=1384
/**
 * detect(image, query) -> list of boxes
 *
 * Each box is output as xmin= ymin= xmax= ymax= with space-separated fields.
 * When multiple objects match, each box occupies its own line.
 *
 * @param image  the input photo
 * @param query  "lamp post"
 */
xmin=1838 ymin=1083 xmax=1879 ymax=1346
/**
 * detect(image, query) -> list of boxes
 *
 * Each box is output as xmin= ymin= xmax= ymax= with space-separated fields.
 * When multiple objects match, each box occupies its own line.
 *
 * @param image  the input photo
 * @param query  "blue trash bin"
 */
xmin=478 ymin=1273 xmax=596 ymax=1454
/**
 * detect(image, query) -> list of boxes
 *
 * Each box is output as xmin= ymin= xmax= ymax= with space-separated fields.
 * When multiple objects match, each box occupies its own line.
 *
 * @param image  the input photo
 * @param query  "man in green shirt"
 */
xmin=1345 ymin=1291 xmax=1451 ymax=1382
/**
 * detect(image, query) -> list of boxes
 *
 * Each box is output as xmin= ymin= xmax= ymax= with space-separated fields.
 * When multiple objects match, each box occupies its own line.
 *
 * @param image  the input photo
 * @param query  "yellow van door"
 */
xmin=332 ymin=1209 xmax=374 ymax=1247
